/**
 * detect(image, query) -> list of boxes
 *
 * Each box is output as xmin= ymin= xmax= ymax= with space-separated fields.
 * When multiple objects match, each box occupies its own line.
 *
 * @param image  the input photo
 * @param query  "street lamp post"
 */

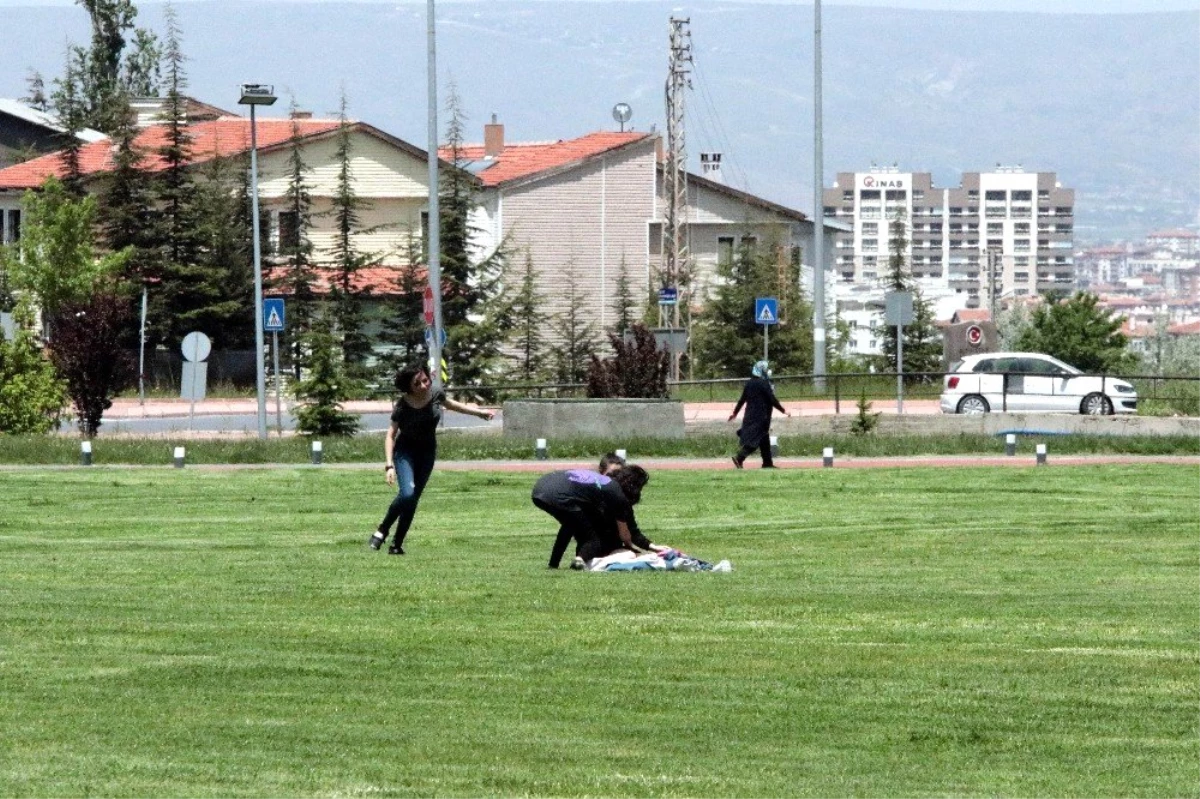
xmin=238 ymin=83 xmax=277 ymax=441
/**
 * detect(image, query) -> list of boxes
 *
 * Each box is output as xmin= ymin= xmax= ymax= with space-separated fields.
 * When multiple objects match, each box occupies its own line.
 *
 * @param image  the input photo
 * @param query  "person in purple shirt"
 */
xmin=532 ymin=464 xmax=655 ymax=569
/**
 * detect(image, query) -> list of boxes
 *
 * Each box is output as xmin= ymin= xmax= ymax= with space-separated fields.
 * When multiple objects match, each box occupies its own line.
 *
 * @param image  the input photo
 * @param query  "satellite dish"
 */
xmin=612 ymin=102 xmax=632 ymax=131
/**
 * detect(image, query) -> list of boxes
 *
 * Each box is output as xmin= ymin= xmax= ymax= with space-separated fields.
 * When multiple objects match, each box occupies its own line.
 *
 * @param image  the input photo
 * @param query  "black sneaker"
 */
xmin=368 ymin=531 xmax=386 ymax=550
xmin=387 ymin=544 xmax=405 ymax=555
xmin=732 ymin=456 xmax=744 ymax=469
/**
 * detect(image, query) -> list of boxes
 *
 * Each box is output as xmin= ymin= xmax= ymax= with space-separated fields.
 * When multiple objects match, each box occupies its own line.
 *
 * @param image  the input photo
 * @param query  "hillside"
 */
xmin=2 ymin=1 xmax=1196 ymax=241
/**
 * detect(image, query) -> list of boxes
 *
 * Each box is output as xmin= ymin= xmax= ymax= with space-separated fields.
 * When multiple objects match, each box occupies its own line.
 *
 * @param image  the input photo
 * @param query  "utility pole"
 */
xmin=812 ymin=0 xmax=826 ymax=390
xmin=987 ymin=247 xmax=999 ymax=320
xmin=661 ymin=16 xmax=692 ymax=380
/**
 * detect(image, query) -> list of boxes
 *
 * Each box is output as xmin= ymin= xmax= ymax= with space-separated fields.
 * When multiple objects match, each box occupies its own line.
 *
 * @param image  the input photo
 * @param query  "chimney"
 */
xmin=484 ymin=114 xmax=504 ymax=157
xmin=291 ymin=110 xmax=313 ymax=120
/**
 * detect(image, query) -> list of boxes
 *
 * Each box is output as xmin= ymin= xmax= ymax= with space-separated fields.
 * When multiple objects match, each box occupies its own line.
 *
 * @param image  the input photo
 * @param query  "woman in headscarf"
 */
xmin=728 ymin=360 xmax=791 ymax=468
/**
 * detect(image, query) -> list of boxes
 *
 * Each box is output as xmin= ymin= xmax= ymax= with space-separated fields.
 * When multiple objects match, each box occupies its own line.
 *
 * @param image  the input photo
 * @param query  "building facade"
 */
xmin=823 ymin=166 xmax=1076 ymax=310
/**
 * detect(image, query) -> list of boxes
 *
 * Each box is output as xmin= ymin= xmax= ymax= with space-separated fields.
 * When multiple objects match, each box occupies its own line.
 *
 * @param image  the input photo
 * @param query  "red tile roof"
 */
xmin=444 ymin=131 xmax=652 ymax=187
xmin=950 ymin=308 xmax=992 ymax=323
xmin=0 ymin=117 xmax=343 ymax=190
xmin=266 ymin=264 xmax=425 ymax=297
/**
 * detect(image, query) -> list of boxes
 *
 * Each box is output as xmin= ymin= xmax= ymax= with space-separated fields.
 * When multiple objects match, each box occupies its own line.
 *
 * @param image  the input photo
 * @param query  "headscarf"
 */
xmin=752 ymin=360 xmax=771 ymax=379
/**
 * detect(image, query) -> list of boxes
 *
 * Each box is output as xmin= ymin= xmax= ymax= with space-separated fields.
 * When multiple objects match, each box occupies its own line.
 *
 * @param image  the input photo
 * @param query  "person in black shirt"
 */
xmin=544 ymin=452 xmax=658 ymax=568
xmin=368 ymin=363 xmax=494 ymax=554
xmin=729 ymin=360 xmax=791 ymax=469
xmin=533 ymin=465 xmax=654 ymax=569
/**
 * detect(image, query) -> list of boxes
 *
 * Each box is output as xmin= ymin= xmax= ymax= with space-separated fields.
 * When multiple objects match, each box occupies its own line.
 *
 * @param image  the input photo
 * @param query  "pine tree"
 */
xmin=691 ymin=238 xmax=812 ymax=378
xmin=50 ymin=49 xmax=88 ymax=197
xmin=151 ymin=6 xmax=206 ymax=347
xmin=23 ymin=70 xmax=49 ymax=111
xmin=501 ymin=251 xmax=549 ymax=383
xmin=609 ymin=253 xmax=639 ymax=339
xmin=94 ymin=101 xmax=159 ymax=292
xmin=278 ymin=107 xmax=321 ymax=376
xmin=379 ymin=231 xmax=427 ymax=376
xmin=293 ymin=318 xmax=361 ymax=437
xmin=551 ymin=266 xmax=596 ymax=385
xmin=437 ymin=84 xmax=510 ymax=387
xmin=328 ymin=93 xmax=374 ymax=375
xmin=880 ymin=208 xmax=942 ymax=379
xmin=191 ymin=153 xmax=255 ymax=347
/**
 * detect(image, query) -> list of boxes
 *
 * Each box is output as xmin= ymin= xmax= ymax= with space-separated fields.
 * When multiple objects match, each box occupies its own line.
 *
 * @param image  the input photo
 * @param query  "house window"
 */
xmin=860 ymin=222 xmax=878 ymax=236
xmin=1012 ymin=190 xmax=1032 ymax=202
xmin=860 ymin=190 xmax=881 ymax=200
xmin=985 ymin=190 xmax=1006 ymax=201
xmin=861 ymin=238 xmax=878 ymax=250
xmin=278 ymin=211 xmax=300 ymax=252
xmin=987 ymin=222 xmax=1003 ymax=235
xmin=717 ymin=236 xmax=735 ymax=266
xmin=740 ymin=235 xmax=758 ymax=253
xmin=885 ymin=189 xmax=907 ymax=201
xmin=2 ymin=209 xmax=19 ymax=243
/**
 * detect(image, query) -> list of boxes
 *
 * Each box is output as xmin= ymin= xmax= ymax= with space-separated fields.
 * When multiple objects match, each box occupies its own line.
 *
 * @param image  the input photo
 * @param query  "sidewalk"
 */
xmin=105 ymin=397 xmax=942 ymax=420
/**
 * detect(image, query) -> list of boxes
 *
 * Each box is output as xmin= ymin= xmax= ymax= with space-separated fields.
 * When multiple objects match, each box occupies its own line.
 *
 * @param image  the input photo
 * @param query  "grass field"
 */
xmin=2 ymin=464 xmax=1197 ymax=798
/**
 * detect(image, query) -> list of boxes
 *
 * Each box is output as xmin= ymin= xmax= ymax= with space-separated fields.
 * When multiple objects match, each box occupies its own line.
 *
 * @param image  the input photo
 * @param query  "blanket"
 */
xmin=586 ymin=548 xmax=732 ymax=573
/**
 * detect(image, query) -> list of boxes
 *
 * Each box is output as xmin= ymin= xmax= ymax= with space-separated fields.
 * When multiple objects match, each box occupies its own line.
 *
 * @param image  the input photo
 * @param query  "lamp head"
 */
xmin=239 ymin=84 xmax=277 ymax=106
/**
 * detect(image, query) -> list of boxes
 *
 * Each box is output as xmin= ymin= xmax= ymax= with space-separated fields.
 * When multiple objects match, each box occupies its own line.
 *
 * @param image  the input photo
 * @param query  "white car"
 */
xmin=940 ymin=352 xmax=1138 ymax=415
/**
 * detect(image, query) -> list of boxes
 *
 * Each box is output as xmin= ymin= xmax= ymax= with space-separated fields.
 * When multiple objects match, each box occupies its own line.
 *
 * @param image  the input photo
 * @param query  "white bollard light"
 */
xmin=311 ymin=440 xmax=323 ymax=465
xmin=615 ymin=448 xmax=627 ymax=461
xmin=1005 ymin=433 xmax=1017 ymax=457
xmin=1036 ymin=443 xmax=1047 ymax=466
xmin=770 ymin=435 xmax=779 ymax=458
xmin=536 ymin=438 xmax=548 ymax=461
xmin=173 ymin=446 xmax=186 ymax=469
xmin=80 ymin=440 xmax=93 ymax=467
xmin=822 ymin=446 xmax=834 ymax=468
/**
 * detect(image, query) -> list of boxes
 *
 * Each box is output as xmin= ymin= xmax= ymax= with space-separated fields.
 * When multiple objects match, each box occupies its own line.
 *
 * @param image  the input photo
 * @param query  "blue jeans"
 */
xmin=378 ymin=444 xmax=436 ymax=546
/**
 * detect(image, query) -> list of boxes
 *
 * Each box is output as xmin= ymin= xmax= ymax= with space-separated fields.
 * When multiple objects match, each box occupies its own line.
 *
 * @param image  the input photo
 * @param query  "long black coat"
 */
xmin=733 ymin=376 xmax=786 ymax=447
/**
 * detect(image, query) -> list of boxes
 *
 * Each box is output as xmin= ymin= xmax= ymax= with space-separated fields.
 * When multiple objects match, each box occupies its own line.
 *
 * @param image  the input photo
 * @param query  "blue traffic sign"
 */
xmin=658 ymin=286 xmax=678 ymax=306
xmin=424 ymin=327 xmax=447 ymax=349
xmin=263 ymin=298 xmax=285 ymax=332
xmin=755 ymin=297 xmax=779 ymax=325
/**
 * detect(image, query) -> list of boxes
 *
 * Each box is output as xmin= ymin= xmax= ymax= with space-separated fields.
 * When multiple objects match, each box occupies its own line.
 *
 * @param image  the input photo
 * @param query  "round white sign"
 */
xmin=181 ymin=331 xmax=212 ymax=363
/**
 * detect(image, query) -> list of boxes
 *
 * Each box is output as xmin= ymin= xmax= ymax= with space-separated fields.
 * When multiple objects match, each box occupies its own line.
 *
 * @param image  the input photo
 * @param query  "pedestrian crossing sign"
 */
xmin=263 ymin=298 xmax=285 ymax=332
xmin=755 ymin=297 xmax=779 ymax=325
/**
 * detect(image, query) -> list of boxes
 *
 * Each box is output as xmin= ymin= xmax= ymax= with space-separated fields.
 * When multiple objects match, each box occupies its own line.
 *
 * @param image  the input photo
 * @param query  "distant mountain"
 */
xmin=2 ymin=1 xmax=1196 ymax=242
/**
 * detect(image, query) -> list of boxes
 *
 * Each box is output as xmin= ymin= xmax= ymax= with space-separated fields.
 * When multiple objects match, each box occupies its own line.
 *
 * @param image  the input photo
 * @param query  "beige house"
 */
xmin=454 ymin=120 xmax=837 ymax=338
xmin=0 ymin=108 xmax=436 ymax=288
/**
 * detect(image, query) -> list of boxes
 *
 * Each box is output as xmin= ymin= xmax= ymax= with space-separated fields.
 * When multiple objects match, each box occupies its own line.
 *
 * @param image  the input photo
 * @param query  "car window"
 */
xmin=1024 ymin=358 xmax=1058 ymax=375
xmin=973 ymin=359 xmax=994 ymax=372
xmin=991 ymin=358 xmax=1017 ymax=372
xmin=948 ymin=359 xmax=964 ymax=373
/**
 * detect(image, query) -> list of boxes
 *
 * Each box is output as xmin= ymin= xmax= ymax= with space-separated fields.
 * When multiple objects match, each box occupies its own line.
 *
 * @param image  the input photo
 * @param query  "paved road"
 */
xmin=93 ymin=397 xmax=942 ymax=437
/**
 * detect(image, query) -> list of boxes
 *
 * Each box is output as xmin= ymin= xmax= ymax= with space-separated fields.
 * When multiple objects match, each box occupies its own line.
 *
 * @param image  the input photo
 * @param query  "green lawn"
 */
xmin=2 ymin=465 xmax=1197 ymax=798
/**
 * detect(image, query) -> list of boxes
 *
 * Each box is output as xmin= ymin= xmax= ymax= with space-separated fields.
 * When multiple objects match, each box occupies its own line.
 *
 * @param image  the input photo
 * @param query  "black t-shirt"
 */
xmin=532 ymin=469 xmax=633 ymax=525
xmin=390 ymin=389 xmax=445 ymax=449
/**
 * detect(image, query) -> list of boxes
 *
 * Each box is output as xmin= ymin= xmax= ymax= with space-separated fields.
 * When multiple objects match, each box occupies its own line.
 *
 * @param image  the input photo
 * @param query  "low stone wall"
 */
xmin=503 ymin=399 xmax=686 ymax=439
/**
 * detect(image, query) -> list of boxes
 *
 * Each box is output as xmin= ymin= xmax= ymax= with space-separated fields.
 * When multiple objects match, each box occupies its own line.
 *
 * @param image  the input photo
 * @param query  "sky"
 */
xmin=0 ymin=0 xmax=1196 ymax=10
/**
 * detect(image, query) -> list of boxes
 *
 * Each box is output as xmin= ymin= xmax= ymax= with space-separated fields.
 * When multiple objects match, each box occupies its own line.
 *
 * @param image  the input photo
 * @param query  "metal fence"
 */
xmin=437 ymin=371 xmax=1200 ymax=417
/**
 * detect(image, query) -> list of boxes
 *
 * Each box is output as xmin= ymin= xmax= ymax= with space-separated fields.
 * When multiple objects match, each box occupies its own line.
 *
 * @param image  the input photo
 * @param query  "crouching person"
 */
xmin=532 ymin=465 xmax=652 ymax=569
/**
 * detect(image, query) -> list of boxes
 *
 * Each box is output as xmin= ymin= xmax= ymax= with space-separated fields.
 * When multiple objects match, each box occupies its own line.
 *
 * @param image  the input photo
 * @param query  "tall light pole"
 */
xmin=811 ymin=0 xmax=826 ymax=390
xmin=239 ymin=83 xmax=277 ymax=440
xmin=426 ymin=0 xmax=446 ymax=391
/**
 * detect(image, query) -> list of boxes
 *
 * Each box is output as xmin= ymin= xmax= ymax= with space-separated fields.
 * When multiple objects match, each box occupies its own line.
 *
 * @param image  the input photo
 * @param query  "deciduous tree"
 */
xmin=1014 ymin=291 xmax=1133 ymax=373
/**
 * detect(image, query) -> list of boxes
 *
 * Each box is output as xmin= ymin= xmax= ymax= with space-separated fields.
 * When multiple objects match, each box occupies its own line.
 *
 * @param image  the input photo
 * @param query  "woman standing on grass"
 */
xmin=369 ymin=363 xmax=494 ymax=555
xmin=728 ymin=360 xmax=791 ymax=469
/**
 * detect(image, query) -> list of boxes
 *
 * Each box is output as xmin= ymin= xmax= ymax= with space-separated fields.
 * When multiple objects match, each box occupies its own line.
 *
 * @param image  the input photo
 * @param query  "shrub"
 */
xmin=0 ymin=322 xmax=67 ymax=434
xmin=47 ymin=292 xmax=136 ymax=438
xmin=585 ymin=323 xmax=670 ymax=399
xmin=849 ymin=390 xmax=881 ymax=436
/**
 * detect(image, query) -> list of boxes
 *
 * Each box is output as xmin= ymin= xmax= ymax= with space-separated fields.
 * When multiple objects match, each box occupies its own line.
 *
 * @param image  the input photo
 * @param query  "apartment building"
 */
xmin=823 ymin=166 xmax=1076 ymax=309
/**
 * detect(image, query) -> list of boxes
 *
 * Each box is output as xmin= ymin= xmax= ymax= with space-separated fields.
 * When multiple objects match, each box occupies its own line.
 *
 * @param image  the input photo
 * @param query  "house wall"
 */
xmin=494 ymin=139 xmax=658 ymax=333
xmin=257 ymin=132 xmax=430 ymax=267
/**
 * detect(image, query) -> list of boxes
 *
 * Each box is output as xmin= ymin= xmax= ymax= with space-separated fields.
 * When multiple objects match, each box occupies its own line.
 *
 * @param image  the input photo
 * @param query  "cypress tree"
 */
xmin=278 ymin=107 xmax=320 ymax=376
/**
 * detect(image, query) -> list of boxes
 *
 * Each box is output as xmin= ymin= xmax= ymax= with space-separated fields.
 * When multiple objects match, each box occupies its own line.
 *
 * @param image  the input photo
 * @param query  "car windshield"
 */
xmin=1043 ymin=355 xmax=1082 ymax=375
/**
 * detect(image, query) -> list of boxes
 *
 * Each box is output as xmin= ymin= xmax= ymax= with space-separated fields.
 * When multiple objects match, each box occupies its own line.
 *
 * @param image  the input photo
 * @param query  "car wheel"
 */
xmin=956 ymin=394 xmax=990 ymax=414
xmin=1081 ymin=392 xmax=1113 ymax=415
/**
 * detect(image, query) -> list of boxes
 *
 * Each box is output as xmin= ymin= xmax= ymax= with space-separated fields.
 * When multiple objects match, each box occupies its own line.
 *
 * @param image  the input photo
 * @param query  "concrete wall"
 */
xmin=503 ymin=399 xmax=686 ymax=439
